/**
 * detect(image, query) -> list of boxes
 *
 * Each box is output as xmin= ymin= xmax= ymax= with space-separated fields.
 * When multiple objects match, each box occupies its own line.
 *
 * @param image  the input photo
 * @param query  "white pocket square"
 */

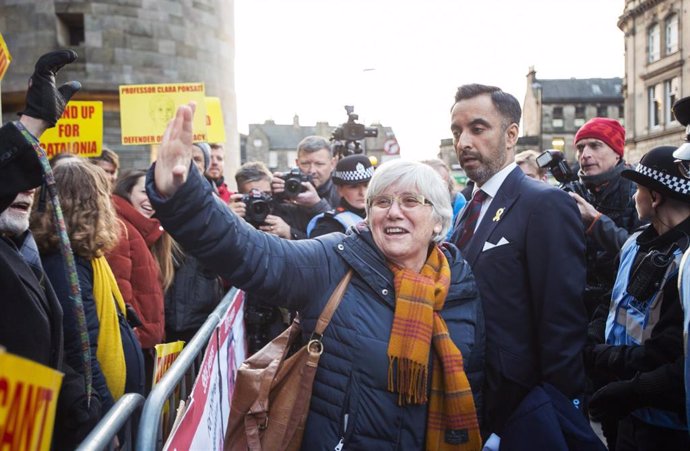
xmin=482 ymin=237 xmax=509 ymax=252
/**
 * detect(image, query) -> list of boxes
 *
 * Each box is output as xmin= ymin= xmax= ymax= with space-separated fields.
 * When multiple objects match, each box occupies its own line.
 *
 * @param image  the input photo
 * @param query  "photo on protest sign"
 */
xmin=204 ymin=96 xmax=226 ymax=144
xmin=0 ymin=350 xmax=64 ymax=451
xmin=39 ymin=101 xmax=103 ymax=158
xmin=119 ymin=83 xmax=207 ymax=146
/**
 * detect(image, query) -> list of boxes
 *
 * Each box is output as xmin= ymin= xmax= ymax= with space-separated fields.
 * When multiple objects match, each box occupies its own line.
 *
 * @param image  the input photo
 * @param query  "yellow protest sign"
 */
xmin=0 ymin=351 xmax=64 ymax=451
xmin=119 ymin=83 xmax=207 ymax=145
xmin=0 ymin=33 xmax=11 ymax=81
xmin=204 ymin=97 xmax=226 ymax=144
xmin=39 ymin=101 xmax=103 ymax=158
xmin=153 ymin=340 xmax=185 ymax=387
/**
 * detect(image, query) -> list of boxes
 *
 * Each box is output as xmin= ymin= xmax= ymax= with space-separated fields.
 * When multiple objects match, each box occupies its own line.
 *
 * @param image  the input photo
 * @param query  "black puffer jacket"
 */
xmin=581 ymin=162 xmax=645 ymax=318
xmin=147 ymin=166 xmax=485 ymax=451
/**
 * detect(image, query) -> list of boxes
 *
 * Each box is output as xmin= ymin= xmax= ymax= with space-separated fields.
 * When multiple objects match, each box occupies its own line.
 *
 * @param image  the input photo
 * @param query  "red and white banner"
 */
xmin=163 ymin=290 xmax=246 ymax=451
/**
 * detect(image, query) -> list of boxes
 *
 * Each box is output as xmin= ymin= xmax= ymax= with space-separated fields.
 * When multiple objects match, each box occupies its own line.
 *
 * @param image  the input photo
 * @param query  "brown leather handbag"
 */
xmin=225 ymin=270 xmax=353 ymax=451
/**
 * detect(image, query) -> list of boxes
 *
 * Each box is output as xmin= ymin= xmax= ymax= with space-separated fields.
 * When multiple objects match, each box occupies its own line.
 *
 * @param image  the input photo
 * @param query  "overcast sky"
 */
xmin=234 ymin=0 xmax=625 ymax=161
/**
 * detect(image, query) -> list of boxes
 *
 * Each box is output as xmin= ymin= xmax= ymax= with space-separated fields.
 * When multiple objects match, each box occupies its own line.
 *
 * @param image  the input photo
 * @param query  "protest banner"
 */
xmin=119 ymin=83 xmax=207 ymax=145
xmin=204 ymin=97 xmax=226 ymax=144
xmin=163 ymin=290 xmax=246 ymax=451
xmin=153 ymin=340 xmax=186 ymax=387
xmin=0 ymin=350 xmax=64 ymax=451
xmin=0 ymin=33 xmax=11 ymax=82
xmin=39 ymin=101 xmax=103 ymax=158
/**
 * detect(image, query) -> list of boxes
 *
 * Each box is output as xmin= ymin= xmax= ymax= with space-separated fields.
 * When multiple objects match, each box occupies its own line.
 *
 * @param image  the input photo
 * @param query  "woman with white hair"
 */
xmin=146 ymin=104 xmax=485 ymax=450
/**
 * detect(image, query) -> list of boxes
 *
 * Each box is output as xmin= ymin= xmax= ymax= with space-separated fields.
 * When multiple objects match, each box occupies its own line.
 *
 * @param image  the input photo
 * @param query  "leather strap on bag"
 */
xmin=313 ymin=269 xmax=353 ymax=337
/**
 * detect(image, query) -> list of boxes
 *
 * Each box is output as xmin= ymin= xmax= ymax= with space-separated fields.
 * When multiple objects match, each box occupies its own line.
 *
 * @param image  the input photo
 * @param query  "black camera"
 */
xmin=242 ymin=188 xmax=273 ymax=227
xmin=537 ymin=150 xmax=591 ymax=200
xmin=330 ymin=105 xmax=378 ymax=158
xmin=279 ymin=167 xmax=312 ymax=198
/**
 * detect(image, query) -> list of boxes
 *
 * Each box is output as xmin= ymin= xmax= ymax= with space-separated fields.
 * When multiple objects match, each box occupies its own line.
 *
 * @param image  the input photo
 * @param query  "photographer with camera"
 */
xmin=271 ymin=135 xmax=340 ymax=213
xmin=567 ymin=118 xmax=645 ymax=319
xmin=232 ymin=161 xmax=329 ymax=240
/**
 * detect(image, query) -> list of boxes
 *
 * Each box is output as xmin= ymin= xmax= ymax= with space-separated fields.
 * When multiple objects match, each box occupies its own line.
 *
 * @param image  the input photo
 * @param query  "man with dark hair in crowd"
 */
xmin=0 ymin=49 xmax=100 ymax=450
xmin=450 ymin=83 xmax=589 ymax=448
xmin=89 ymin=147 xmax=120 ymax=187
xmin=205 ymin=142 xmax=232 ymax=204
xmin=569 ymin=118 xmax=645 ymax=319
xmin=272 ymin=135 xmax=340 ymax=213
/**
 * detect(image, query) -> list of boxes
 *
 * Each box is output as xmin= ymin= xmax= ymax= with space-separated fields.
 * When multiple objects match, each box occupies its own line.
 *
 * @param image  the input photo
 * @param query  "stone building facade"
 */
xmin=245 ymin=115 xmax=398 ymax=172
xmin=0 ymin=0 xmax=238 ymax=176
xmin=619 ymin=0 xmax=688 ymax=162
xmin=521 ymin=67 xmax=624 ymax=164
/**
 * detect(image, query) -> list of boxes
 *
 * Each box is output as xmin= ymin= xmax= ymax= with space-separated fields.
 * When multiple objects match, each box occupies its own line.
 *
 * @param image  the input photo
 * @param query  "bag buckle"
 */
xmin=308 ymin=332 xmax=324 ymax=356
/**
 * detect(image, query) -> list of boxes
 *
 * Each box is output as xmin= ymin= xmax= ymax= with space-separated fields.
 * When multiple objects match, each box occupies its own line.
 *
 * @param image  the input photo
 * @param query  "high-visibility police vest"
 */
xmin=307 ymin=210 xmax=363 ymax=238
xmin=606 ymin=231 xmax=686 ymax=430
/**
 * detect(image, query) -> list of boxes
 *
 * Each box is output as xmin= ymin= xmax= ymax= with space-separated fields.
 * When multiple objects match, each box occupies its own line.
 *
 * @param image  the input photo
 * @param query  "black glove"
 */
xmin=19 ymin=49 xmax=81 ymax=127
xmin=591 ymin=344 xmax=623 ymax=372
xmin=589 ymin=377 xmax=638 ymax=422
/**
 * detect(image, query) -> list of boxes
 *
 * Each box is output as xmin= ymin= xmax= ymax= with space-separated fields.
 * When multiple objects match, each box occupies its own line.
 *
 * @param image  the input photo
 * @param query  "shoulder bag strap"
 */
xmin=313 ymin=269 xmax=353 ymax=336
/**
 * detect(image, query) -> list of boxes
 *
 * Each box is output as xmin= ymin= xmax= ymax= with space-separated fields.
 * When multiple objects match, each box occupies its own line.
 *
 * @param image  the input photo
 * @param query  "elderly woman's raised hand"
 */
xmin=154 ymin=102 xmax=196 ymax=197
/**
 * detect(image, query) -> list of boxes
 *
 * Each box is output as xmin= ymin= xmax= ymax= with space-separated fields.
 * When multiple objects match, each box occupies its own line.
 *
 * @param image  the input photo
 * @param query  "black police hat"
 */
xmin=622 ymin=145 xmax=690 ymax=204
xmin=332 ymin=154 xmax=374 ymax=186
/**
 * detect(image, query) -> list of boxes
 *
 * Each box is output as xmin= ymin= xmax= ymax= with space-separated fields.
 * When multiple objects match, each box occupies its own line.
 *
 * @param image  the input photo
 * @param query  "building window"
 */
xmin=551 ymin=137 xmax=565 ymax=151
xmin=648 ymin=23 xmax=660 ymax=62
xmin=664 ymin=77 xmax=679 ymax=124
xmin=56 ymin=13 xmax=85 ymax=46
xmin=618 ymin=105 xmax=625 ymax=127
xmin=648 ymin=84 xmax=661 ymax=128
xmin=574 ymin=106 xmax=585 ymax=127
xmin=597 ymin=106 xmax=608 ymax=118
xmin=268 ymin=151 xmax=278 ymax=169
xmin=665 ymin=14 xmax=678 ymax=55
xmin=552 ymin=106 xmax=564 ymax=129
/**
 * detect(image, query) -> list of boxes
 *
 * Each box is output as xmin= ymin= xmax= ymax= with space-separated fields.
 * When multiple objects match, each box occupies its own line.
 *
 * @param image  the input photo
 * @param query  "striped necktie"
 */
xmin=456 ymin=189 xmax=487 ymax=252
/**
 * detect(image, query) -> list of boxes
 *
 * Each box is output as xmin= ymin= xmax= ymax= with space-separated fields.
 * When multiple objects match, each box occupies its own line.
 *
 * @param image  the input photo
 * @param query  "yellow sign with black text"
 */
xmin=40 ymin=101 xmax=103 ymax=158
xmin=119 ymin=83 xmax=207 ymax=145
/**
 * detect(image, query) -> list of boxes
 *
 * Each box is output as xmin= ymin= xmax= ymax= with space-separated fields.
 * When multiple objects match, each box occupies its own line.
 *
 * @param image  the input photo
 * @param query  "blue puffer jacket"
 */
xmin=147 ymin=166 xmax=485 ymax=450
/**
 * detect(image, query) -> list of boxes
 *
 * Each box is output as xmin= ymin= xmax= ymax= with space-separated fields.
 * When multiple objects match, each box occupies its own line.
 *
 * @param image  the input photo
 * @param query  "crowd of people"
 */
xmin=3 ymin=50 xmax=690 ymax=451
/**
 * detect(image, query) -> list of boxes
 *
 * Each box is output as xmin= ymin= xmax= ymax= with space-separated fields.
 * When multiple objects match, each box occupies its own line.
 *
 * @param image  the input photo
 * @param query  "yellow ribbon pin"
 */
xmin=493 ymin=208 xmax=504 ymax=222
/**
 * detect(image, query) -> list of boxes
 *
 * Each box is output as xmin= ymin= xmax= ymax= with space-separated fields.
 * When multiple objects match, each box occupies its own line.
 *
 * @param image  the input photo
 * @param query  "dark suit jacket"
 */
xmin=450 ymin=167 xmax=588 ymax=436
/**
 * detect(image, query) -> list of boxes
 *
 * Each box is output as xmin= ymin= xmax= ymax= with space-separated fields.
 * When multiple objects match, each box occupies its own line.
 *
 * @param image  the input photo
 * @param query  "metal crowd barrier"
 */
xmin=74 ymin=393 xmax=145 ymax=451
xmin=136 ymin=288 xmax=237 ymax=451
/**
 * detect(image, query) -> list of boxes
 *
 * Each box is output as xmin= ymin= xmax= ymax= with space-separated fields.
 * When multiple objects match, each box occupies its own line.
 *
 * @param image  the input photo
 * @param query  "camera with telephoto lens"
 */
xmin=330 ymin=105 xmax=378 ymax=159
xmin=242 ymin=188 xmax=273 ymax=227
xmin=537 ymin=149 xmax=591 ymax=201
xmin=279 ymin=167 xmax=313 ymax=198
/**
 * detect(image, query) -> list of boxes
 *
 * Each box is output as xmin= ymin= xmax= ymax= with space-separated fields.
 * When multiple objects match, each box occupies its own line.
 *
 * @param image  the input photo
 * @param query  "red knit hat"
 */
xmin=574 ymin=117 xmax=625 ymax=157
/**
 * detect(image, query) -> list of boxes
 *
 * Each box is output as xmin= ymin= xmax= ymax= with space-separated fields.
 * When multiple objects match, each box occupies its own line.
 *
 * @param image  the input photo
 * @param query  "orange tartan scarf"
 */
xmin=387 ymin=246 xmax=481 ymax=451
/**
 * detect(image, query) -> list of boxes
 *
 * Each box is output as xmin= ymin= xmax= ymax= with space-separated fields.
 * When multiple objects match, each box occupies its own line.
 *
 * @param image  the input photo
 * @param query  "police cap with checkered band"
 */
xmin=332 ymin=154 xmax=374 ymax=186
xmin=622 ymin=146 xmax=690 ymax=204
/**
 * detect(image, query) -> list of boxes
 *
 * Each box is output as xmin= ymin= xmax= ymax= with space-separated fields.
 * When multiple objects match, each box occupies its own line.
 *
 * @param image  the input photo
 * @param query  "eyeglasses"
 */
xmin=369 ymin=193 xmax=433 ymax=210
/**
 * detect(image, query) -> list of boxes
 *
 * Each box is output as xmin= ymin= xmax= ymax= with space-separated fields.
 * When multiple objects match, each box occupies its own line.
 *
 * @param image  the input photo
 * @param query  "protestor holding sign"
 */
xmin=0 ymin=50 xmax=101 ymax=450
xmin=147 ymin=104 xmax=485 ymax=451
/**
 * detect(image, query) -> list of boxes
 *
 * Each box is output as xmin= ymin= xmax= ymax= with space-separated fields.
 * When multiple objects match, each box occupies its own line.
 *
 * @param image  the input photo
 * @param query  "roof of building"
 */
xmin=250 ymin=121 xmax=334 ymax=149
xmin=536 ymin=77 xmax=623 ymax=102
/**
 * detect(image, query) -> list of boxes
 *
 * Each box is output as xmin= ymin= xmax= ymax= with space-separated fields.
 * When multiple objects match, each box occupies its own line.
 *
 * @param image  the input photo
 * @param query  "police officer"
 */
xmin=587 ymin=145 xmax=690 ymax=450
xmin=307 ymin=154 xmax=373 ymax=238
